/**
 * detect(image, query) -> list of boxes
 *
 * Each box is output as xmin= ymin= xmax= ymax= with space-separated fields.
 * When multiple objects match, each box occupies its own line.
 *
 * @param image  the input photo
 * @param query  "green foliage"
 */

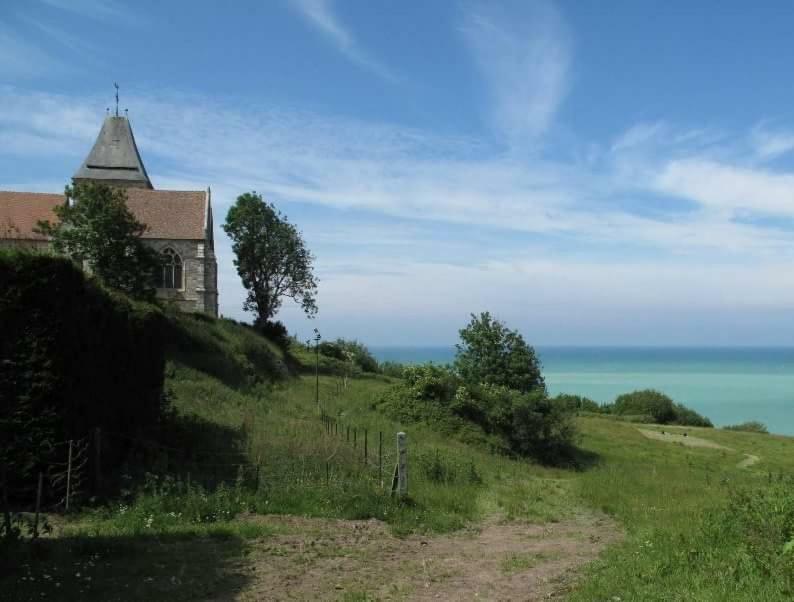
xmin=166 ymin=312 xmax=293 ymax=390
xmin=0 ymin=251 xmax=166 ymax=492
xmin=253 ymin=318 xmax=291 ymax=350
xmin=724 ymin=420 xmax=769 ymax=434
xmin=612 ymin=389 xmax=712 ymax=426
xmin=223 ymin=192 xmax=318 ymax=322
xmin=552 ymin=393 xmax=602 ymax=413
xmin=455 ymin=312 xmax=545 ymax=394
xmin=377 ymin=364 xmax=577 ymax=464
xmin=317 ymin=338 xmax=379 ymax=373
xmin=35 ymin=182 xmax=159 ymax=300
xmin=379 ymin=361 xmax=406 ymax=378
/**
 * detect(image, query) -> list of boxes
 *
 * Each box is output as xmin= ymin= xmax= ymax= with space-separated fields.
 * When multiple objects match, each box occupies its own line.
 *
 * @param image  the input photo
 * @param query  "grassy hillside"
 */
xmin=4 ymin=311 xmax=794 ymax=600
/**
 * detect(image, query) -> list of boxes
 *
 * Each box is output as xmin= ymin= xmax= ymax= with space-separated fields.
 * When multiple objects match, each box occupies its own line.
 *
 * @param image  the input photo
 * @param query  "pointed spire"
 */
xmin=73 ymin=111 xmax=153 ymax=189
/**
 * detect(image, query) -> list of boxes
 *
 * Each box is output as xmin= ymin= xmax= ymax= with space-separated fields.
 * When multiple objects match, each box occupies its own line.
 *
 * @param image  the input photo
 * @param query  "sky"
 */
xmin=2 ymin=0 xmax=794 ymax=346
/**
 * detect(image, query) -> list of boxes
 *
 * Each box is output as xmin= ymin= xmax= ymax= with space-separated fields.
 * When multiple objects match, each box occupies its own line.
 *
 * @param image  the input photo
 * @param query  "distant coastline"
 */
xmin=371 ymin=346 xmax=794 ymax=435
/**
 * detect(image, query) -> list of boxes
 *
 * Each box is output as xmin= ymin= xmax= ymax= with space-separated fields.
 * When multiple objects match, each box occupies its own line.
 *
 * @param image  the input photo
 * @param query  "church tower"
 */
xmin=72 ymin=114 xmax=153 ymax=189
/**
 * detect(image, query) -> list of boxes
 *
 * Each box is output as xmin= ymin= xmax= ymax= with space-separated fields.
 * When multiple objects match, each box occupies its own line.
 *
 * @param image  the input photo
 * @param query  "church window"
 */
xmin=160 ymin=248 xmax=183 ymax=289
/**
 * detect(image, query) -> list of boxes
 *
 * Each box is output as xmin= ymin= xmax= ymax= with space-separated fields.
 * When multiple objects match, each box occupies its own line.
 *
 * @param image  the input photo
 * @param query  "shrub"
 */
xmin=377 ymin=364 xmax=577 ymax=464
xmin=723 ymin=421 xmax=769 ymax=434
xmin=317 ymin=339 xmax=379 ymax=373
xmin=1 ymin=251 xmax=167 ymax=502
xmin=455 ymin=312 xmax=545 ymax=394
xmin=254 ymin=319 xmax=291 ymax=350
xmin=614 ymin=389 xmax=677 ymax=423
xmin=379 ymin=361 xmax=407 ymax=378
xmin=613 ymin=389 xmax=712 ymax=427
xmin=552 ymin=393 xmax=602 ymax=413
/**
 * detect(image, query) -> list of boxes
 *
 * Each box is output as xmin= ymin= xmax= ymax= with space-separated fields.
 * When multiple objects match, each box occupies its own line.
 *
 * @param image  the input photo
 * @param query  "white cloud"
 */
xmin=656 ymin=159 xmax=794 ymax=217
xmin=3 ymin=87 xmax=794 ymax=340
xmin=750 ymin=124 xmax=794 ymax=160
xmin=290 ymin=0 xmax=396 ymax=81
xmin=461 ymin=0 xmax=571 ymax=144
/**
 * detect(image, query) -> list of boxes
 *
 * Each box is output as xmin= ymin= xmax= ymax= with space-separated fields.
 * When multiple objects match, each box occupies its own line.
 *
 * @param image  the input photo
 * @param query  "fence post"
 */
xmin=33 ymin=472 xmax=43 ymax=539
xmin=379 ymin=431 xmax=383 ymax=487
xmin=397 ymin=432 xmax=407 ymax=498
xmin=65 ymin=439 xmax=73 ymax=511
xmin=94 ymin=427 xmax=102 ymax=492
xmin=2 ymin=464 xmax=11 ymax=537
xmin=353 ymin=428 xmax=357 ymax=448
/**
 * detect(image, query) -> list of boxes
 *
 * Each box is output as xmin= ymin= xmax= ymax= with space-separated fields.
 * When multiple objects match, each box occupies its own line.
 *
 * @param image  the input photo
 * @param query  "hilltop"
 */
xmin=3 ymin=254 xmax=794 ymax=600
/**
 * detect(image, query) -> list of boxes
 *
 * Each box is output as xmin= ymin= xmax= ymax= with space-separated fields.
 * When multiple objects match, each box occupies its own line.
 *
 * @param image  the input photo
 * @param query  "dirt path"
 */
xmin=737 ymin=454 xmax=760 ymax=469
xmin=637 ymin=428 xmax=761 ymax=469
xmin=637 ymin=428 xmax=731 ymax=450
xmin=229 ymin=513 xmax=621 ymax=601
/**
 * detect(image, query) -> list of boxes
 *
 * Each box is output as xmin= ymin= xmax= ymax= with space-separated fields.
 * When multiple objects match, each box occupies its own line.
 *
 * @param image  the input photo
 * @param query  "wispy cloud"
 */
xmin=0 ymin=27 xmax=61 ymax=78
xmin=39 ymin=0 xmax=141 ymax=25
xmin=3 ymin=87 xmax=794 ymax=338
xmin=290 ymin=0 xmax=396 ymax=82
xmin=750 ymin=124 xmax=794 ymax=161
xmin=461 ymin=0 xmax=571 ymax=145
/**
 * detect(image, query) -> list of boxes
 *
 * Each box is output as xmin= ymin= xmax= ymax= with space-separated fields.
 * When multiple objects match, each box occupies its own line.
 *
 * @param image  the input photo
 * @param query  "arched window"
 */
xmin=160 ymin=248 xmax=183 ymax=289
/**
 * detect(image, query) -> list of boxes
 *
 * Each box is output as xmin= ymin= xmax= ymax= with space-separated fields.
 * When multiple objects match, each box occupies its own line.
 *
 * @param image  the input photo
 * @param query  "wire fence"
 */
xmin=2 ymin=399 xmax=407 ymax=539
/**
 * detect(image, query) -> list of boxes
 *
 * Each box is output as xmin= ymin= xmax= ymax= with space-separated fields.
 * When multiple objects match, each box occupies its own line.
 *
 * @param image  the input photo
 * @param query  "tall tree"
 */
xmin=223 ymin=192 xmax=318 ymax=324
xmin=454 ymin=312 xmax=545 ymax=394
xmin=36 ymin=182 xmax=159 ymax=300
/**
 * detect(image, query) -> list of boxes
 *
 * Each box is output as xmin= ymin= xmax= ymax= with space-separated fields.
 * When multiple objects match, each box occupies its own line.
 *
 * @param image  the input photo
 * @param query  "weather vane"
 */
xmin=114 ymin=82 xmax=119 ymax=117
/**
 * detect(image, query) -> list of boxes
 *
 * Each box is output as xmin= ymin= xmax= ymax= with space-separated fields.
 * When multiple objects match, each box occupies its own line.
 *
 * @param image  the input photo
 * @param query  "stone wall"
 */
xmin=147 ymin=238 xmax=218 ymax=317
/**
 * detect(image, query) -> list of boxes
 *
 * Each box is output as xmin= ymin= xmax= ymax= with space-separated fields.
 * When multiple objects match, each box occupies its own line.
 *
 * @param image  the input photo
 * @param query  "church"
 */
xmin=0 ymin=111 xmax=219 ymax=317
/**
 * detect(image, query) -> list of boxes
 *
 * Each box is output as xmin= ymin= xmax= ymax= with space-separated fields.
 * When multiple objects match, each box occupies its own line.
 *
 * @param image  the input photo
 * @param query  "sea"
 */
xmin=370 ymin=346 xmax=794 ymax=436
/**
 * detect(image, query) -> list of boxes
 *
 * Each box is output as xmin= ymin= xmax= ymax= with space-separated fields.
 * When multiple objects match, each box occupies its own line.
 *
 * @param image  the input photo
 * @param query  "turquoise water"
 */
xmin=371 ymin=346 xmax=794 ymax=435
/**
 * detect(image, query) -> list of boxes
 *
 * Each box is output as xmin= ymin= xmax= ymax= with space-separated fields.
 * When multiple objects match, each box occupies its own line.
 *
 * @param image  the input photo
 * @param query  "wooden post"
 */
xmin=94 ymin=427 xmax=102 ymax=492
xmin=65 ymin=439 xmax=73 ymax=511
xmin=33 ymin=472 xmax=43 ymax=539
xmin=397 ymin=432 xmax=407 ymax=498
xmin=2 ymin=464 xmax=11 ymax=538
xmin=353 ymin=428 xmax=357 ymax=448
xmin=378 ymin=431 xmax=383 ymax=487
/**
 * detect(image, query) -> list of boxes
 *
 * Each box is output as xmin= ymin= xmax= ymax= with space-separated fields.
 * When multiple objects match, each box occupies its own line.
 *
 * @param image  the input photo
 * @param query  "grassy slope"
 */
xmin=6 ymin=313 xmax=794 ymax=600
xmin=2 ymin=315 xmax=576 ymax=601
xmin=571 ymin=418 xmax=794 ymax=600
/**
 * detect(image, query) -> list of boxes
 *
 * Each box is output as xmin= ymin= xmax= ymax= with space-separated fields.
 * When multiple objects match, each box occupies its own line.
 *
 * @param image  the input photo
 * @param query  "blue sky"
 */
xmin=3 ymin=0 xmax=794 ymax=346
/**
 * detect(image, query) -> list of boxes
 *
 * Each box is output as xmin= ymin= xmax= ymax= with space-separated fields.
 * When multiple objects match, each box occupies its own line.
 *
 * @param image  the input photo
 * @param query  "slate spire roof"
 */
xmin=73 ymin=115 xmax=153 ymax=189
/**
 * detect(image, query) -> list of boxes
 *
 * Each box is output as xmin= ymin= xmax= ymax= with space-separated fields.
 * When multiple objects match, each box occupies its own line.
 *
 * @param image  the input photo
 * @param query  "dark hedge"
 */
xmin=0 ymin=251 xmax=166 ymax=482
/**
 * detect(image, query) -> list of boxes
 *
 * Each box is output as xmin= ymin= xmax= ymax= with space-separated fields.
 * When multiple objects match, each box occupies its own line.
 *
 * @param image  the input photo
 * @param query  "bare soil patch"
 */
xmin=737 ymin=454 xmax=760 ymax=469
xmin=637 ymin=428 xmax=762 ymax=469
xmin=226 ymin=513 xmax=621 ymax=601
xmin=637 ymin=428 xmax=731 ymax=450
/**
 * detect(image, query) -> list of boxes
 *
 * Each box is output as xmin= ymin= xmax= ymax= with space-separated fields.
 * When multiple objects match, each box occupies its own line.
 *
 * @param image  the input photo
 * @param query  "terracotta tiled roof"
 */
xmin=0 ymin=191 xmax=64 ymax=240
xmin=0 ymin=189 xmax=208 ymax=241
xmin=125 ymin=189 xmax=207 ymax=240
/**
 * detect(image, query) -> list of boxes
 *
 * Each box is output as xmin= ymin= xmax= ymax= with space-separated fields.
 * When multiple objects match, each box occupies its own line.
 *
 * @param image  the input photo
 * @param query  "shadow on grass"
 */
xmin=1 ymin=530 xmax=252 ymax=601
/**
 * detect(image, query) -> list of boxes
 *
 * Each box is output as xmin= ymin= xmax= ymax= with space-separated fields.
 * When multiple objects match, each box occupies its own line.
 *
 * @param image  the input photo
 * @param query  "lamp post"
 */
xmin=314 ymin=329 xmax=321 ymax=406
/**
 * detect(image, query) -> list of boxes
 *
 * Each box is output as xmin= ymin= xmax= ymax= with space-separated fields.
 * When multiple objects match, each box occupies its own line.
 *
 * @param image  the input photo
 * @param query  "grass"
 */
xmin=6 ymin=312 xmax=794 ymax=600
xmin=568 ymin=418 xmax=794 ymax=600
xmin=500 ymin=550 xmax=561 ymax=574
xmin=1 ymin=314 xmax=578 ymax=600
